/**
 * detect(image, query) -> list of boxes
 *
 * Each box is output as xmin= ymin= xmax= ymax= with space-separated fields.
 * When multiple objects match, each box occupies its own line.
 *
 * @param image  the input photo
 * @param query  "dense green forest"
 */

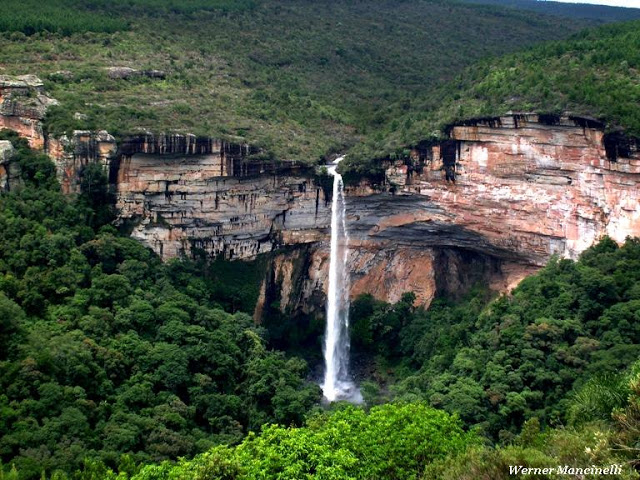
xmin=1 ymin=134 xmax=639 ymax=478
xmin=349 ymin=238 xmax=640 ymax=437
xmin=462 ymin=0 xmax=640 ymax=23
xmin=0 ymin=0 xmax=256 ymax=36
xmin=0 ymin=132 xmax=319 ymax=479
xmin=73 ymin=368 xmax=640 ymax=479
xmin=118 ymin=237 xmax=640 ymax=479
xmin=0 ymin=0 xmax=602 ymax=162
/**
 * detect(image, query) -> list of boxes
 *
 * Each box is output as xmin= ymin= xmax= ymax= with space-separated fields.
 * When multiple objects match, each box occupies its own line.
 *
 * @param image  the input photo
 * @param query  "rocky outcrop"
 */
xmin=105 ymin=67 xmax=166 ymax=80
xmin=350 ymin=246 xmax=436 ymax=305
xmin=2 ymin=74 xmax=639 ymax=313
xmin=0 ymin=75 xmax=58 ymax=150
xmin=256 ymin=240 xmax=536 ymax=319
xmin=48 ymin=130 xmax=118 ymax=193
xmin=0 ymin=141 xmax=13 ymax=162
xmin=0 ymin=141 xmax=16 ymax=191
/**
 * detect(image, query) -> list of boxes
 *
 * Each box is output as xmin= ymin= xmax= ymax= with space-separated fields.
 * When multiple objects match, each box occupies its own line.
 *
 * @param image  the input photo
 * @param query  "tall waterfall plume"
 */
xmin=321 ymin=156 xmax=362 ymax=403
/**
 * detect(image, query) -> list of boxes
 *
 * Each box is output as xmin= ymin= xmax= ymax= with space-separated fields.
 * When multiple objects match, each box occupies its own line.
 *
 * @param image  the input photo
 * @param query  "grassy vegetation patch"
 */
xmin=0 ymin=1 xmax=127 ymax=36
xmin=0 ymin=0 xmax=594 ymax=163
xmin=0 ymin=0 xmax=257 ymax=36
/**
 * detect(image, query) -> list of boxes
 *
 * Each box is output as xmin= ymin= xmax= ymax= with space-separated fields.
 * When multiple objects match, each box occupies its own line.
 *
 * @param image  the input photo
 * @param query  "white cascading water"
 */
xmin=321 ymin=156 xmax=362 ymax=403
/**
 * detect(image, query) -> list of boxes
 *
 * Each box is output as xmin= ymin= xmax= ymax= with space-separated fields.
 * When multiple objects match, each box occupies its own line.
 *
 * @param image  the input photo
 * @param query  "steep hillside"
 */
xmin=345 ymin=19 xmax=640 ymax=171
xmin=0 ymin=0 xmax=596 ymax=162
xmin=461 ymin=0 xmax=640 ymax=23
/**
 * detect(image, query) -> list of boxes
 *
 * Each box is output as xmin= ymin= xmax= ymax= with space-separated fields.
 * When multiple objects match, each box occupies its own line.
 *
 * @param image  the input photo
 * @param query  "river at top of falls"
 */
xmin=321 ymin=156 xmax=362 ymax=404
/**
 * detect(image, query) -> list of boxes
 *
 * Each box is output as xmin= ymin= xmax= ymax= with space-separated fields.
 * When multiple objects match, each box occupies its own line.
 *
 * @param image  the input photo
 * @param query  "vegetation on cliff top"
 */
xmin=0 ymin=0 xmax=601 ymax=162
xmin=0 ymin=0 xmax=256 ymax=36
xmin=344 ymin=18 xmax=640 ymax=172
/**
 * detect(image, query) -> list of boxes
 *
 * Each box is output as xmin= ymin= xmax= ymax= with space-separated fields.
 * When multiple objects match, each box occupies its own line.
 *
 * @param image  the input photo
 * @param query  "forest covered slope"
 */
xmin=345 ymin=18 xmax=640 ymax=171
xmin=0 ymin=0 xmax=604 ymax=162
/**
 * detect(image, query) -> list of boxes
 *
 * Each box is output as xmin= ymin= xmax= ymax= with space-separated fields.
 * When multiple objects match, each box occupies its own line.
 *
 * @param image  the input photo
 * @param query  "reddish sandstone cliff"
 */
xmin=2 ymin=76 xmax=639 ymax=313
xmin=259 ymin=113 xmax=640 ymax=311
xmin=0 ymin=75 xmax=55 ymax=150
xmin=363 ymin=114 xmax=640 ymax=265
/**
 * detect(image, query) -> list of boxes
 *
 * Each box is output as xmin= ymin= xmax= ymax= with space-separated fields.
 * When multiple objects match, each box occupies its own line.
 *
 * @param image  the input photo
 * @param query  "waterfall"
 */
xmin=321 ymin=156 xmax=362 ymax=403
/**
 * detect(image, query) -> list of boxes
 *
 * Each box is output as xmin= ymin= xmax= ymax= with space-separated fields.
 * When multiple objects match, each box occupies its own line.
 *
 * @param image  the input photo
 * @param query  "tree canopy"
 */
xmin=0 ymin=131 xmax=319 ymax=479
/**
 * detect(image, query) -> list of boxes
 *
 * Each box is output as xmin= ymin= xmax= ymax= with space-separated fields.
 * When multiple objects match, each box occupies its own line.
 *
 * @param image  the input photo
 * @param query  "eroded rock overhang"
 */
xmin=2 ymin=75 xmax=640 ymax=308
xmin=364 ymin=113 xmax=640 ymax=266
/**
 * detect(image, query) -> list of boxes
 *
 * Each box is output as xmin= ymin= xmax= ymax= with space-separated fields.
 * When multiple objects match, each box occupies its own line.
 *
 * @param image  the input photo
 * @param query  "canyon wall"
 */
xmin=115 ymin=144 xmax=328 ymax=259
xmin=0 ymin=75 xmax=55 ymax=151
xmin=382 ymin=114 xmax=640 ymax=264
xmin=243 ymin=113 xmax=640 ymax=315
xmin=2 ymin=76 xmax=640 ymax=316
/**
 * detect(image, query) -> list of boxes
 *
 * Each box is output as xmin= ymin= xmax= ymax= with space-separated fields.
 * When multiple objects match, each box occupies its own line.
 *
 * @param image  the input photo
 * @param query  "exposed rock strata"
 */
xmin=2 ymin=75 xmax=639 ymax=312
xmin=370 ymin=114 xmax=640 ymax=266
xmin=0 ymin=75 xmax=57 ymax=150
xmin=116 ymin=148 xmax=328 ymax=259
xmin=260 ymin=114 xmax=640 ymax=312
xmin=48 ymin=130 xmax=118 ymax=193
xmin=256 ymin=242 xmax=532 ymax=319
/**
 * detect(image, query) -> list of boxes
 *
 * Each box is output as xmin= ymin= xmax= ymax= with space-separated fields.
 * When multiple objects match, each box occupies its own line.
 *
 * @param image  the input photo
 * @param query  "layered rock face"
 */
xmin=0 ymin=141 xmax=16 ymax=191
xmin=0 ymin=75 xmax=57 ymax=150
xmin=371 ymin=114 xmax=640 ymax=266
xmin=48 ymin=131 xmax=118 ymax=194
xmin=264 ymin=113 xmax=640 ymax=312
xmin=2 ymin=75 xmax=639 ymax=313
xmin=115 ymin=144 xmax=330 ymax=259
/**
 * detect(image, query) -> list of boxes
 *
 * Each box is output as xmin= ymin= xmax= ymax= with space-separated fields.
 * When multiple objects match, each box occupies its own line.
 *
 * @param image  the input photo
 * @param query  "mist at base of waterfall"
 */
xmin=321 ymin=379 xmax=363 ymax=405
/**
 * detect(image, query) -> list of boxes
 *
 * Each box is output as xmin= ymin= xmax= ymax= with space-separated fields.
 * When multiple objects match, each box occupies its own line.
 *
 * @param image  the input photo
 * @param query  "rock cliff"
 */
xmin=0 ymin=140 xmax=16 ymax=191
xmin=371 ymin=114 xmax=640 ymax=264
xmin=238 ymin=113 xmax=640 ymax=313
xmin=0 ymin=75 xmax=57 ymax=150
xmin=114 ymin=141 xmax=328 ymax=259
xmin=2 ymin=76 xmax=639 ymax=315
